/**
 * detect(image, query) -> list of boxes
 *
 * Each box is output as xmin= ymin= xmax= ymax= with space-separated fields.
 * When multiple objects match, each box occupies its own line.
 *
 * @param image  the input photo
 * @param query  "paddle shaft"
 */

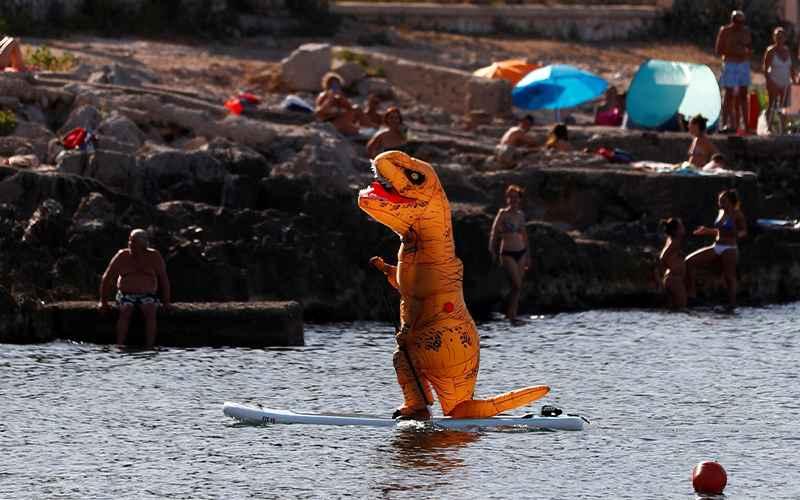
xmin=400 ymin=344 xmax=431 ymax=407
xmin=378 ymin=281 xmax=431 ymax=407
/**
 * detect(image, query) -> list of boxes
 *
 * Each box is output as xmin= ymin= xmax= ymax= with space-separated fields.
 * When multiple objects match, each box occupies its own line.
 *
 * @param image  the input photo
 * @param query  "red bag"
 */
xmin=62 ymin=127 xmax=88 ymax=149
xmin=225 ymin=98 xmax=244 ymax=116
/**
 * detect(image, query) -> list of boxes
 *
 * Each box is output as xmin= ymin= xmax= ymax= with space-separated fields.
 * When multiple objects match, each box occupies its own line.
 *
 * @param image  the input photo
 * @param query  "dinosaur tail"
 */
xmin=447 ymin=385 xmax=550 ymax=419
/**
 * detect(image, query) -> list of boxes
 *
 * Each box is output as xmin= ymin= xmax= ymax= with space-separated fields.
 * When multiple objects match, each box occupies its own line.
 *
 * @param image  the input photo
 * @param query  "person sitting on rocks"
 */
xmin=687 ymin=114 xmax=719 ymax=168
xmin=315 ymin=72 xmax=361 ymax=136
xmin=656 ymin=217 xmax=687 ymax=309
xmin=0 ymin=36 xmax=24 ymax=71
xmin=702 ymin=153 xmax=728 ymax=172
xmin=366 ymin=107 xmax=408 ymax=159
xmin=545 ymin=123 xmax=571 ymax=151
xmin=594 ymin=86 xmax=625 ymax=126
xmin=495 ymin=115 xmax=537 ymax=166
xmin=98 ymin=229 xmax=171 ymax=348
xmin=361 ymin=93 xmax=383 ymax=129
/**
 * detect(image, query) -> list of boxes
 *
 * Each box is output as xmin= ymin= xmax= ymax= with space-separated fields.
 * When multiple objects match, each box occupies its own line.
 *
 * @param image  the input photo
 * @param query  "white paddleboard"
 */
xmin=223 ymin=402 xmax=585 ymax=431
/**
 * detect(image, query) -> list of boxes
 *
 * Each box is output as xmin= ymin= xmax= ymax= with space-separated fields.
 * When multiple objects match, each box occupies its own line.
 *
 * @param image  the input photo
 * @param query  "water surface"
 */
xmin=2 ymin=304 xmax=799 ymax=499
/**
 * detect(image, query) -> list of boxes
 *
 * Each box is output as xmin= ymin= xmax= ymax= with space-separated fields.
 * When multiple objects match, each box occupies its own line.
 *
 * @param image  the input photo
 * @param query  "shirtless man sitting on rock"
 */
xmin=98 ymin=229 xmax=171 ymax=348
xmin=496 ymin=115 xmax=538 ymax=167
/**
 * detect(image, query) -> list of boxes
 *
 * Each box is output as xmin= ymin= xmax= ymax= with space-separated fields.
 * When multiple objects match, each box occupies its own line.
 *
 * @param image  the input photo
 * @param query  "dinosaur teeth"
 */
xmin=369 ymin=162 xmax=395 ymax=190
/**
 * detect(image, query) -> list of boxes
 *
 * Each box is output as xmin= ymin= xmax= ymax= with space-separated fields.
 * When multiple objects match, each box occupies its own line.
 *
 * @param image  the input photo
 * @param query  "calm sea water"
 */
xmin=2 ymin=304 xmax=799 ymax=499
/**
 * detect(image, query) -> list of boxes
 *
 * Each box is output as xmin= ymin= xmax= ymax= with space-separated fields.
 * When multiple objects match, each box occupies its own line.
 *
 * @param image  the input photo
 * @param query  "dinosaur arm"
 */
xmin=369 ymin=256 xmax=399 ymax=290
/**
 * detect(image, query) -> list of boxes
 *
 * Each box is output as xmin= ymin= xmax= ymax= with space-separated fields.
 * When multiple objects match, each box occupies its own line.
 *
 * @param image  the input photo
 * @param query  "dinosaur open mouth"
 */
xmin=359 ymin=165 xmax=416 ymax=204
xmin=359 ymin=181 xmax=416 ymax=204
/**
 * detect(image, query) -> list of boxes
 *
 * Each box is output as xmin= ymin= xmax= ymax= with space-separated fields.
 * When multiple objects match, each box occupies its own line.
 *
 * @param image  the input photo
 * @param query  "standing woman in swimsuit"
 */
xmin=489 ymin=185 xmax=531 ymax=325
xmin=656 ymin=218 xmax=687 ymax=309
xmin=763 ymin=27 xmax=795 ymax=133
xmin=685 ymin=189 xmax=747 ymax=309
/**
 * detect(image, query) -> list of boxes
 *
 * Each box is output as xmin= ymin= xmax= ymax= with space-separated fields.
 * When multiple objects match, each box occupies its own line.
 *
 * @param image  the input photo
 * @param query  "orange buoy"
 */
xmin=692 ymin=461 xmax=727 ymax=495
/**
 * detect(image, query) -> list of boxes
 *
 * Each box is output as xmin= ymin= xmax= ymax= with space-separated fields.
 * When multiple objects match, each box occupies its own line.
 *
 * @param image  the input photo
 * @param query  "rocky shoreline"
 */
xmin=1 ymin=46 xmax=799 ymax=337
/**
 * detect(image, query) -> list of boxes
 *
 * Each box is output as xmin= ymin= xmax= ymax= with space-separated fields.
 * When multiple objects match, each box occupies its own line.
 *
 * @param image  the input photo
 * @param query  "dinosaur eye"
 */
xmin=404 ymin=169 xmax=425 ymax=185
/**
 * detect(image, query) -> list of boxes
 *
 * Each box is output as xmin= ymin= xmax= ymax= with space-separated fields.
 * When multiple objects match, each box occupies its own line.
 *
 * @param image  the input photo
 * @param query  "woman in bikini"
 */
xmin=685 ymin=189 xmax=747 ymax=309
xmin=656 ymin=218 xmax=687 ymax=309
xmin=489 ymin=185 xmax=531 ymax=325
xmin=763 ymin=27 xmax=795 ymax=133
xmin=687 ymin=114 xmax=719 ymax=168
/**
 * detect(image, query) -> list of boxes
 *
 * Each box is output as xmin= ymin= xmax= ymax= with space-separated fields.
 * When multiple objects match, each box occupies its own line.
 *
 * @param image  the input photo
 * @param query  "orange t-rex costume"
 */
xmin=358 ymin=150 xmax=549 ymax=418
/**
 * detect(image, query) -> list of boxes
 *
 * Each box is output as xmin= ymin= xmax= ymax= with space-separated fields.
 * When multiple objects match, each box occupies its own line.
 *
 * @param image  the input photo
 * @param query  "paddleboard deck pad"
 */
xmin=223 ymin=402 xmax=585 ymax=431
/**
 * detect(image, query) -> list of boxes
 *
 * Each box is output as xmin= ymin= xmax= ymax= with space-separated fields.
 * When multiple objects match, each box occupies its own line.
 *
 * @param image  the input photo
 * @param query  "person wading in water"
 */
xmin=489 ymin=185 xmax=531 ymax=325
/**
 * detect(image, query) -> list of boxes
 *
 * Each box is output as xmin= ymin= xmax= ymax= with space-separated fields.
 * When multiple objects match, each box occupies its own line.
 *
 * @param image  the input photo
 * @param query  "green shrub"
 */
xmin=334 ymin=49 xmax=370 ymax=67
xmin=0 ymin=110 xmax=17 ymax=137
xmin=24 ymin=46 xmax=76 ymax=72
xmin=334 ymin=49 xmax=386 ymax=78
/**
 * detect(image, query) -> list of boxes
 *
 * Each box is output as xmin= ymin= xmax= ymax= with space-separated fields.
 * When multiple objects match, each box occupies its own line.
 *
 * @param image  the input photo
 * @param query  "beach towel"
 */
xmin=280 ymin=95 xmax=314 ymax=113
xmin=632 ymin=160 xmax=755 ymax=178
xmin=596 ymin=147 xmax=633 ymax=164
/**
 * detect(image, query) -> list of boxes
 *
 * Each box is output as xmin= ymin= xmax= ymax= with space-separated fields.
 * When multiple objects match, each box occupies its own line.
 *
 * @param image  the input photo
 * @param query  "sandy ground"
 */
xmin=24 ymin=23 xmax=766 ymax=101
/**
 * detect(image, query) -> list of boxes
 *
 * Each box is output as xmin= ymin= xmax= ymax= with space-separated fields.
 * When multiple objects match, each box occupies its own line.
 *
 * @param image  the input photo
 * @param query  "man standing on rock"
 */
xmin=715 ymin=10 xmax=752 ymax=133
xmin=98 ymin=229 xmax=171 ymax=348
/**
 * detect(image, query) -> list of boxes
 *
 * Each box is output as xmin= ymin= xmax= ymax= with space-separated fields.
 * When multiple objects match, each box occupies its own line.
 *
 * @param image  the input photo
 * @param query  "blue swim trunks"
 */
xmin=116 ymin=291 xmax=160 ymax=307
xmin=720 ymin=61 xmax=751 ymax=88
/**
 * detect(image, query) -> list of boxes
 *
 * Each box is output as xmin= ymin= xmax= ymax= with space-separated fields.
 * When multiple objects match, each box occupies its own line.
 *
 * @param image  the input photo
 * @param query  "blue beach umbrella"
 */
xmin=512 ymin=64 xmax=608 ymax=110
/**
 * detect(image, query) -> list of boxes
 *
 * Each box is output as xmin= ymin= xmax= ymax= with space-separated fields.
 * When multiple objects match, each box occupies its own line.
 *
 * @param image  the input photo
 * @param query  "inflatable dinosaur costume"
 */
xmin=358 ymin=150 xmax=549 ymax=419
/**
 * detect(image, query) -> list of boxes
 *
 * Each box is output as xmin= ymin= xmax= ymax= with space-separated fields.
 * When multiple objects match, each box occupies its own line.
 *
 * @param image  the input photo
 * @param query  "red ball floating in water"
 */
xmin=692 ymin=461 xmax=727 ymax=495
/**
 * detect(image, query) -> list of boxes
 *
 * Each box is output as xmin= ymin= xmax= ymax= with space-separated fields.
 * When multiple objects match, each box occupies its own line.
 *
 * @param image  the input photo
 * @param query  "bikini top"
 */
xmin=501 ymin=212 xmax=524 ymax=233
xmin=715 ymin=213 xmax=735 ymax=232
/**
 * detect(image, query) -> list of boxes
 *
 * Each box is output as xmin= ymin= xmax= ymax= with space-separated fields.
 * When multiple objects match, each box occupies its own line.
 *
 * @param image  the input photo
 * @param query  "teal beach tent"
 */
xmin=626 ymin=60 xmax=721 ymax=129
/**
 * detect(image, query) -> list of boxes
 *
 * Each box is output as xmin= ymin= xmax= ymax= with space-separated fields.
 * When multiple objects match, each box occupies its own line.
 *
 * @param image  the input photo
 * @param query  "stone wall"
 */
xmin=332 ymin=2 xmax=663 ymax=41
xmin=342 ymin=47 xmax=511 ymax=116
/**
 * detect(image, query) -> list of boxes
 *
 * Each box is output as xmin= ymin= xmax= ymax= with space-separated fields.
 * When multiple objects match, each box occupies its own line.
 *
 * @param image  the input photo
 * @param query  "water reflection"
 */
xmin=389 ymin=428 xmax=480 ymax=471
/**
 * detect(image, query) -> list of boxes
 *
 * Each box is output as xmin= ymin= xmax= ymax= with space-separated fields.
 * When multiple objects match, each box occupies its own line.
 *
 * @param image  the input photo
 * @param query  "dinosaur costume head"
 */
xmin=358 ymin=150 xmax=444 ymax=236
